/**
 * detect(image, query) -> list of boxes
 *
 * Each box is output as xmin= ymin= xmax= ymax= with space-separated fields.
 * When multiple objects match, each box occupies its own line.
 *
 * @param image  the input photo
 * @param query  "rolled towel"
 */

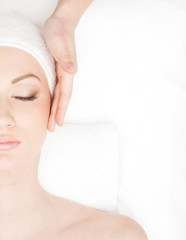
xmin=39 ymin=122 xmax=120 ymax=212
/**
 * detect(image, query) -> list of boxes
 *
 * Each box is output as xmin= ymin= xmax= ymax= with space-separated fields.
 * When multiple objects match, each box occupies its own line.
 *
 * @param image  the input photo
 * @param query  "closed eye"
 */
xmin=14 ymin=95 xmax=37 ymax=102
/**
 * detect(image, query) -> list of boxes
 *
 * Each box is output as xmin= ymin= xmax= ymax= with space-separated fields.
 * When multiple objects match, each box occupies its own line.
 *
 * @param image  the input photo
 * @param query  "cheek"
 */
xmin=16 ymin=100 xmax=50 ymax=126
xmin=14 ymin=98 xmax=51 ymax=149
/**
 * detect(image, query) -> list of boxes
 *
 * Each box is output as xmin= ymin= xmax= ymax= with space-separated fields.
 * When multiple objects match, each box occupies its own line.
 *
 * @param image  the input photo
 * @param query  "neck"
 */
xmin=0 ymin=158 xmax=55 ymax=238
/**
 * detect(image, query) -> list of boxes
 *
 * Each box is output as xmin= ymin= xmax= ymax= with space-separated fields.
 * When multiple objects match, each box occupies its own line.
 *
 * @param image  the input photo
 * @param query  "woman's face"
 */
xmin=0 ymin=46 xmax=51 ymax=173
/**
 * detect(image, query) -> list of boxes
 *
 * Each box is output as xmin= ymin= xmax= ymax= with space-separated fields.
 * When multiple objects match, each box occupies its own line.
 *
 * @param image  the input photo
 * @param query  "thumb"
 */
xmin=60 ymin=59 xmax=77 ymax=74
xmin=50 ymin=34 xmax=78 ymax=74
xmin=58 ymin=47 xmax=78 ymax=74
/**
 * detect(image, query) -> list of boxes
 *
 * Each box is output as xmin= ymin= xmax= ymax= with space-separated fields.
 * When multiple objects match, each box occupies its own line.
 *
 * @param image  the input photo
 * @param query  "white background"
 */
xmin=0 ymin=0 xmax=185 ymax=239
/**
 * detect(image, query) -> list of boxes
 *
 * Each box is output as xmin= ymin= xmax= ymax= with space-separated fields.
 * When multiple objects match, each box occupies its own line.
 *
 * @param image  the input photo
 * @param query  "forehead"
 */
xmin=0 ymin=46 xmax=46 ymax=81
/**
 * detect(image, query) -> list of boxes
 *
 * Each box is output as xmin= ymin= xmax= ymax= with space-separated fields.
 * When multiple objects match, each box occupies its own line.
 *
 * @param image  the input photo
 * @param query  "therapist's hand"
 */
xmin=43 ymin=16 xmax=78 ymax=132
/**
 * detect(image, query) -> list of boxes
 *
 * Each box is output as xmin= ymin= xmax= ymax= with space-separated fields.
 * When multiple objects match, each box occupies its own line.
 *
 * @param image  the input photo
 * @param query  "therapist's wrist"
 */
xmin=51 ymin=3 xmax=80 ymax=30
xmin=49 ymin=13 xmax=77 ymax=32
xmin=51 ymin=0 xmax=94 ymax=30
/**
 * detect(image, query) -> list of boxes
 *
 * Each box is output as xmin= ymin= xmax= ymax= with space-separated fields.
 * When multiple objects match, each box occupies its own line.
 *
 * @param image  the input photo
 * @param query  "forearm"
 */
xmin=52 ymin=0 xmax=94 ymax=29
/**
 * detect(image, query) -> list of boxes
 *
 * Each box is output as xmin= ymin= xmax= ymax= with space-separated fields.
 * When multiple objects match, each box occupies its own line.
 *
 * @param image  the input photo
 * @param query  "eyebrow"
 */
xmin=11 ymin=74 xmax=41 ymax=84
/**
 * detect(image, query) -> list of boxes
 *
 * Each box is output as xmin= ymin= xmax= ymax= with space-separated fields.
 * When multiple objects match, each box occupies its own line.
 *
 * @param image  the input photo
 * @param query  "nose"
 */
xmin=0 ymin=102 xmax=15 ymax=131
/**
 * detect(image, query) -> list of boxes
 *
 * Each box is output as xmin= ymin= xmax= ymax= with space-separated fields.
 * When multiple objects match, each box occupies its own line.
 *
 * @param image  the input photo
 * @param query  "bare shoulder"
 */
xmin=61 ymin=209 xmax=148 ymax=240
xmin=85 ymin=210 xmax=148 ymax=240
xmin=50 ymin=195 xmax=148 ymax=240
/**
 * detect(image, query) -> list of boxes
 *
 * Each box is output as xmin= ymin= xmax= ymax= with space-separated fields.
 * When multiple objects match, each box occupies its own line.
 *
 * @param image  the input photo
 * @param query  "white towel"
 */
xmin=38 ymin=122 xmax=119 ymax=212
xmin=0 ymin=12 xmax=56 ymax=98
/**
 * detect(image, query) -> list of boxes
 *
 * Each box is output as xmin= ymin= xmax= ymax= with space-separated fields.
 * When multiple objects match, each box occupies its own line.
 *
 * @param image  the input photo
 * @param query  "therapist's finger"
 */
xmin=47 ymin=80 xmax=60 ymax=132
xmin=55 ymin=68 xmax=74 ymax=126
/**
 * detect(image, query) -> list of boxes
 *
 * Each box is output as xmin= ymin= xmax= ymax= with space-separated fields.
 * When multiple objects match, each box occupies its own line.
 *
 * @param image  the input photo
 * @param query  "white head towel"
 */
xmin=0 ymin=12 xmax=56 ymax=98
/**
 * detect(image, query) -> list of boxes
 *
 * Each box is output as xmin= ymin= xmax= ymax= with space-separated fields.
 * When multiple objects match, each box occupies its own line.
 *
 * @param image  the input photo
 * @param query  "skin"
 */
xmin=0 ymin=46 xmax=55 ymax=238
xmin=0 ymin=46 xmax=148 ymax=240
xmin=0 ymin=46 xmax=73 ymax=238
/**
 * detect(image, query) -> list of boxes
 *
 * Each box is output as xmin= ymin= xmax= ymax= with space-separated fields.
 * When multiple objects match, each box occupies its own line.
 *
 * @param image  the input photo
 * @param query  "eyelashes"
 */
xmin=14 ymin=95 xmax=37 ymax=102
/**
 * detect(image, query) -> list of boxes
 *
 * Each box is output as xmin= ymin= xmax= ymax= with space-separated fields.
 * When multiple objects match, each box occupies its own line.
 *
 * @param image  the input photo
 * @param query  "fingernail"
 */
xmin=66 ymin=63 xmax=76 ymax=71
xmin=58 ymin=115 xmax=64 ymax=126
xmin=59 ymin=121 xmax=63 ymax=126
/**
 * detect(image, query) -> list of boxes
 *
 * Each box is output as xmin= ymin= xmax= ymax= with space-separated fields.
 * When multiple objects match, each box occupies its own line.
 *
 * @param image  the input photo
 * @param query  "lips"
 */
xmin=0 ymin=136 xmax=20 ymax=143
xmin=0 ymin=137 xmax=20 ymax=151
